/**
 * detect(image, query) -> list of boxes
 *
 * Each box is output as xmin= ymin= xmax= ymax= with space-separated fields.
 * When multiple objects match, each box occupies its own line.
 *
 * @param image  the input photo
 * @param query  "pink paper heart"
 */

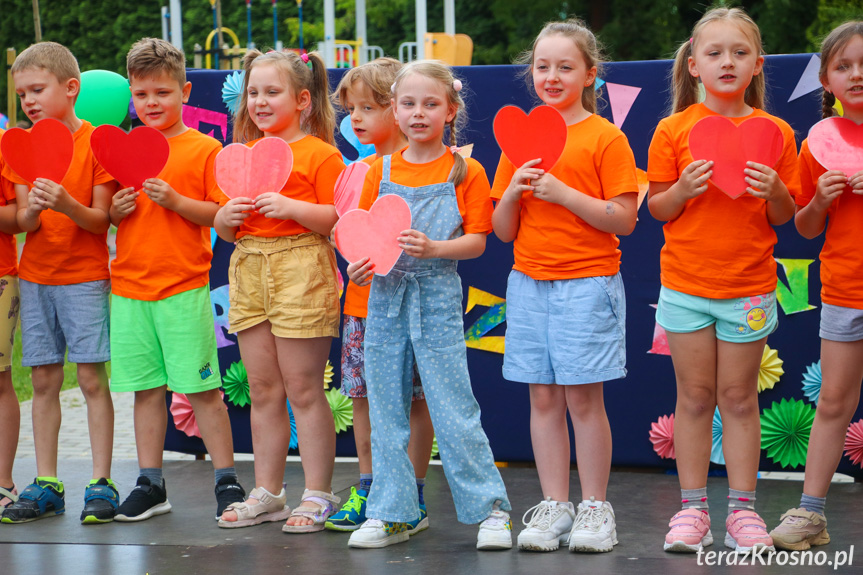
xmin=689 ymin=116 xmax=784 ymax=199
xmin=334 ymin=161 xmax=371 ymax=216
xmin=215 ymin=137 xmax=293 ymax=200
xmin=493 ymin=105 xmax=567 ymax=172
xmin=808 ymin=116 xmax=863 ymax=176
xmin=334 ymin=194 xmax=412 ymax=276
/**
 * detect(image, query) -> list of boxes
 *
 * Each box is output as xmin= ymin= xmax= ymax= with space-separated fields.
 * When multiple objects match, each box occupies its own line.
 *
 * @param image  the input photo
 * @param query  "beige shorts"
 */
xmin=228 ymin=233 xmax=340 ymax=338
xmin=0 ymin=275 xmax=19 ymax=372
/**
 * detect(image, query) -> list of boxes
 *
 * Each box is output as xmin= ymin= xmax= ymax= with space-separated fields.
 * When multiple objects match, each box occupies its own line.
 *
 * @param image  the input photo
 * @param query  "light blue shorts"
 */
xmin=503 ymin=270 xmax=627 ymax=385
xmin=655 ymin=286 xmax=777 ymax=343
xmin=19 ymin=279 xmax=111 ymax=367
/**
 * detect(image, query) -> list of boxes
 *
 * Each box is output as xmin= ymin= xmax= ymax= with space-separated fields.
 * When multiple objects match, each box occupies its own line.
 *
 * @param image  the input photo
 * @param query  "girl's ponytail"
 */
xmin=821 ymin=90 xmax=837 ymax=120
xmin=670 ymin=40 xmax=698 ymax=115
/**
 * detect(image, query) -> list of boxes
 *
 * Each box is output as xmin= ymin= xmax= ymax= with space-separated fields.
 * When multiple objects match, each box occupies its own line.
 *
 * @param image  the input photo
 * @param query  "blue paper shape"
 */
xmin=222 ymin=70 xmax=245 ymax=116
xmin=286 ymin=398 xmax=298 ymax=450
xmin=802 ymin=360 xmax=822 ymax=405
xmin=595 ymin=78 xmax=606 ymax=90
xmin=711 ymin=407 xmax=725 ymax=465
xmin=339 ymin=115 xmax=376 ymax=164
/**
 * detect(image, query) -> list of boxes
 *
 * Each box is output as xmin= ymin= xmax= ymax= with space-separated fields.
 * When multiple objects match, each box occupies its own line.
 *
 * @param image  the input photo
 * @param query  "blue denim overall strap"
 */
xmin=364 ymin=153 xmax=511 ymax=524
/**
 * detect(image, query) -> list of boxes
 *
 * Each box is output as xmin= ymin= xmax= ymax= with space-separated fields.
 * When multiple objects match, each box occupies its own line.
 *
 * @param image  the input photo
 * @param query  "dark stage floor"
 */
xmin=1 ymin=459 xmax=861 ymax=575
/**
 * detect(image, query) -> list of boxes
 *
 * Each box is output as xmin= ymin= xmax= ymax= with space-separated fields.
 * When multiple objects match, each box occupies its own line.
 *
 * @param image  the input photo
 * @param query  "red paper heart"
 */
xmin=334 ymin=161 xmax=371 ymax=216
xmin=91 ymin=125 xmax=169 ymax=191
xmin=0 ymin=118 xmax=73 ymax=185
xmin=493 ymin=105 xmax=567 ymax=172
xmin=689 ymin=116 xmax=784 ymax=199
xmin=215 ymin=138 xmax=293 ymax=200
xmin=808 ymin=117 xmax=863 ymax=176
xmin=334 ymin=194 xmax=412 ymax=276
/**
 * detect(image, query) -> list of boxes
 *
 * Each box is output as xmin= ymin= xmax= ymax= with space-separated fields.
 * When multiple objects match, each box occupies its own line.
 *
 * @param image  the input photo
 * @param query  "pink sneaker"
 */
xmin=664 ymin=508 xmax=713 ymax=552
xmin=725 ymin=510 xmax=775 ymax=554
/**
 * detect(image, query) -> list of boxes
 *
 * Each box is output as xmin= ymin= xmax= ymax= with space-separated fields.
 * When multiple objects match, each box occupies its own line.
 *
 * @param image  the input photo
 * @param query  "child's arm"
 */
xmin=16 ymin=183 xmax=45 ymax=232
xmin=28 ymin=178 xmax=115 ymax=234
xmin=492 ymin=159 xmax=545 ymax=242
xmin=142 ymin=178 xmax=220 ymax=226
xmin=744 ymin=161 xmax=795 ymax=226
xmin=109 ymin=187 xmax=140 ymax=226
xmin=214 ymin=197 xmax=256 ymax=243
xmin=0 ymin=202 xmax=21 ymax=235
xmin=397 ymin=231 xmax=486 ymax=261
xmin=647 ymin=160 xmax=713 ymax=222
xmin=531 ymin=173 xmax=638 ymax=236
xmin=794 ymin=170 xmax=847 ymax=239
xmin=253 ymin=193 xmax=338 ymax=236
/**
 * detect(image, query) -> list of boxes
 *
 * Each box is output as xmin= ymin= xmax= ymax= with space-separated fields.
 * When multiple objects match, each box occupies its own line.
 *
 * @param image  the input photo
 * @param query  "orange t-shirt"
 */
xmin=358 ymin=150 xmax=493 ymax=234
xmin=490 ymin=114 xmax=638 ymax=280
xmin=647 ymin=103 xmax=801 ymax=299
xmin=2 ymin=120 xmax=113 ymax=285
xmin=0 ymin=130 xmax=18 ymax=278
xmin=797 ymin=138 xmax=863 ymax=309
xmin=112 ymin=129 xmax=227 ymax=301
xmin=229 ymin=135 xmax=345 ymax=240
xmin=342 ymin=155 xmax=378 ymax=319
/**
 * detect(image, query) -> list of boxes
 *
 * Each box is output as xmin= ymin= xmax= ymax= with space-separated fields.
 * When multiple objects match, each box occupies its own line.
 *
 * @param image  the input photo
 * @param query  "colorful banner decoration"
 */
xmin=222 ymin=360 xmax=251 ymax=407
xmin=802 ymin=360 xmax=822 ymax=405
xmin=221 ymin=70 xmax=245 ymax=115
xmin=761 ymin=398 xmax=816 ymax=469
xmin=775 ymin=258 xmax=816 ymax=315
xmin=171 ymin=390 xmax=226 ymax=439
xmin=339 ymin=115 xmax=376 ymax=164
xmin=649 ymin=413 xmax=675 ymax=460
xmin=210 ymin=284 xmax=235 ymax=349
xmin=464 ymin=287 xmax=506 ymax=354
xmin=182 ymin=105 xmax=229 ymax=142
xmin=845 ymin=420 xmax=863 ymax=468
xmin=788 ymin=55 xmax=822 ymax=102
xmin=758 ymin=345 xmax=784 ymax=393
xmin=324 ymin=360 xmax=334 ymax=390
xmin=605 ymin=82 xmax=642 ymax=129
xmin=327 ymin=388 xmax=354 ymax=433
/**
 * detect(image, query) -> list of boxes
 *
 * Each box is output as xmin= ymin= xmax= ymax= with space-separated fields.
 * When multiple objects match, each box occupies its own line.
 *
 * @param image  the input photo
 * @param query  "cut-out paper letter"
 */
xmin=215 ymin=138 xmax=293 ymax=200
xmin=808 ymin=117 xmax=863 ymax=176
xmin=605 ymin=82 xmax=642 ymax=129
xmin=210 ymin=284 xmax=235 ymax=349
xmin=788 ymin=55 xmax=822 ymax=102
xmin=339 ymin=115 xmax=376 ymax=164
xmin=464 ymin=287 xmax=507 ymax=354
xmin=775 ymin=258 xmax=816 ymax=315
xmin=91 ymin=125 xmax=170 ymax=191
xmin=334 ymin=194 xmax=412 ymax=276
xmin=1 ymin=118 xmax=73 ymax=185
xmin=493 ymin=105 xmax=567 ymax=172
xmin=182 ymin=105 xmax=229 ymax=142
xmin=689 ymin=116 xmax=784 ymax=199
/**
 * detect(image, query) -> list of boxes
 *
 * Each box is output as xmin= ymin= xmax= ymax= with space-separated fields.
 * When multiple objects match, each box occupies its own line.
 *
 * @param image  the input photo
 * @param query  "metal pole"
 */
xmin=324 ymin=0 xmax=335 ymax=67
xmin=297 ymin=1 xmax=303 ymax=51
xmin=169 ymin=0 xmax=183 ymax=50
xmin=161 ymin=6 xmax=170 ymax=42
xmin=32 ymin=0 xmax=42 ymax=42
xmin=356 ymin=0 xmax=367 ymax=64
xmin=443 ymin=0 xmax=455 ymax=35
xmin=274 ymin=1 xmax=280 ymax=50
xmin=211 ymin=1 xmax=219 ymax=68
xmin=415 ymin=0 xmax=426 ymax=60
xmin=246 ymin=0 xmax=252 ymax=48
xmin=216 ymin=0 xmax=224 ymax=67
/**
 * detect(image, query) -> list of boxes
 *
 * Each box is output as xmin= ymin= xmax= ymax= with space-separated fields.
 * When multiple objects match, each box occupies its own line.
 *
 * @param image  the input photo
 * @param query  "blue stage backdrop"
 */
xmin=162 ymin=54 xmax=863 ymax=477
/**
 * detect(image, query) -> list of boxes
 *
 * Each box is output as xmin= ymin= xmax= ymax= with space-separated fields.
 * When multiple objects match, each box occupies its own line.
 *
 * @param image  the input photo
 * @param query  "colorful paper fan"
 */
xmin=285 ymin=398 xmax=298 ymax=450
xmin=758 ymin=345 xmax=784 ymax=393
xmin=711 ymin=407 xmax=725 ymax=465
xmin=221 ymin=70 xmax=245 ymax=116
xmin=760 ymin=398 xmax=815 ymax=469
xmin=222 ymin=360 xmax=251 ymax=407
xmin=170 ymin=390 xmax=225 ymax=439
xmin=649 ymin=413 xmax=675 ymax=459
xmin=324 ymin=359 xmax=334 ymax=390
xmin=326 ymin=388 xmax=354 ymax=433
xmin=844 ymin=420 xmax=863 ymax=467
xmin=430 ymin=436 xmax=439 ymax=460
xmin=802 ymin=360 xmax=822 ymax=405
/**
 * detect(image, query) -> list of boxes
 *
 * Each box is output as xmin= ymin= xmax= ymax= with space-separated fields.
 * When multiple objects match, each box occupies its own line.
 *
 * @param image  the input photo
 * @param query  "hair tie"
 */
xmin=688 ymin=37 xmax=693 ymax=44
xmin=452 ymin=79 xmax=463 ymax=92
xmin=300 ymin=52 xmax=313 ymax=69
xmin=390 ymin=82 xmax=397 ymax=94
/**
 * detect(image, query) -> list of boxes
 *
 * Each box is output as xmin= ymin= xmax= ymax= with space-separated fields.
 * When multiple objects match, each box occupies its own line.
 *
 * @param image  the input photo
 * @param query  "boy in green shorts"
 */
xmin=108 ymin=38 xmax=244 ymax=522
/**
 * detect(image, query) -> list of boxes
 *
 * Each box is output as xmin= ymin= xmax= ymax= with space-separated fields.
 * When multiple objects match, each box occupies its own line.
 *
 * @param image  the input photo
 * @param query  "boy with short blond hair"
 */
xmin=1 ymin=41 xmax=117 ymax=524
xmin=109 ymin=37 xmax=244 ymax=522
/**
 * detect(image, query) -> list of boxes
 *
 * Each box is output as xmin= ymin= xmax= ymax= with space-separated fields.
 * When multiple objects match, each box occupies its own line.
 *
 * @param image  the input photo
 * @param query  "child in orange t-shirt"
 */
xmin=646 ymin=7 xmax=800 ymax=555
xmin=1 ymin=42 xmax=117 ymax=525
xmin=107 ymin=38 xmax=245 ymax=524
xmin=215 ymin=50 xmax=344 ymax=533
xmin=0 ymin=133 xmax=22 ymax=513
xmin=345 ymin=60 xmax=510 ymax=551
xmin=491 ymin=19 xmax=638 ymax=554
xmin=769 ymin=21 xmax=863 ymax=550
xmin=326 ymin=58 xmax=434 ymax=534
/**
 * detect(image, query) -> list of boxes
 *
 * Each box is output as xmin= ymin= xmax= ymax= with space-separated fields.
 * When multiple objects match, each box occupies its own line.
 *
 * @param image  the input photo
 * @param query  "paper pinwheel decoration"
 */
xmin=171 ymin=391 xmax=225 ymax=439
xmin=711 ymin=407 xmax=725 ymax=465
xmin=760 ymin=398 xmax=815 ymax=469
xmin=324 ymin=360 xmax=334 ymax=390
xmin=223 ymin=360 xmax=251 ymax=408
xmin=802 ymin=360 xmax=822 ymax=405
xmin=649 ymin=413 xmax=675 ymax=460
xmin=430 ymin=436 xmax=439 ymax=460
xmin=758 ymin=345 xmax=784 ymax=393
xmin=327 ymin=388 xmax=354 ymax=434
xmin=221 ymin=70 xmax=245 ymax=116
xmin=285 ymin=398 xmax=298 ymax=450
xmin=845 ymin=420 xmax=863 ymax=468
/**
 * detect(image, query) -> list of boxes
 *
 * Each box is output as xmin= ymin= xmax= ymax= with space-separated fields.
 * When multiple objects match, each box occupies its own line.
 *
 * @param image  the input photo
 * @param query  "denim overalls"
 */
xmin=365 ymin=154 xmax=511 ymax=524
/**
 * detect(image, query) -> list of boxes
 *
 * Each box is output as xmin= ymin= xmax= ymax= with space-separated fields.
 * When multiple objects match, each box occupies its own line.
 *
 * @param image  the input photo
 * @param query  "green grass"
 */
xmin=11 ymin=327 xmax=83 ymax=403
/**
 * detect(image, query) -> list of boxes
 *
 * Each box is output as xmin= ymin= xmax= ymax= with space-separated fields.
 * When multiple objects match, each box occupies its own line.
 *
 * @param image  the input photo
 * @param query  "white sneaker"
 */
xmin=517 ymin=497 xmax=575 ymax=552
xmin=347 ymin=518 xmax=410 ymax=548
xmin=568 ymin=497 xmax=618 ymax=552
xmin=477 ymin=502 xmax=513 ymax=550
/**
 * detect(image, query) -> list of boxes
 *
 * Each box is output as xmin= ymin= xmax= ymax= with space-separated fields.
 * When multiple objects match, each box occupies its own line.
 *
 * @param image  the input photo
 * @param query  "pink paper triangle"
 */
xmin=605 ymin=82 xmax=642 ymax=128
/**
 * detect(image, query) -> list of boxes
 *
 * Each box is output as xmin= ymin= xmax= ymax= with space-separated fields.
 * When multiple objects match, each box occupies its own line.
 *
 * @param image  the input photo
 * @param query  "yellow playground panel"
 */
xmin=424 ymin=33 xmax=473 ymax=66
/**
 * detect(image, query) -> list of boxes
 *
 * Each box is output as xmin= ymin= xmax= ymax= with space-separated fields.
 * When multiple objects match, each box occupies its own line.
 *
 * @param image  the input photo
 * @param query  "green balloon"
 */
xmin=75 ymin=70 xmax=129 ymax=127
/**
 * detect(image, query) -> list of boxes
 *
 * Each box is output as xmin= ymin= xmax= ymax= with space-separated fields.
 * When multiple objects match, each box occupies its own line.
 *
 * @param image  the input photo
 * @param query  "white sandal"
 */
xmin=281 ymin=489 xmax=340 ymax=533
xmin=217 ymin=487 xmax=291 ymax=529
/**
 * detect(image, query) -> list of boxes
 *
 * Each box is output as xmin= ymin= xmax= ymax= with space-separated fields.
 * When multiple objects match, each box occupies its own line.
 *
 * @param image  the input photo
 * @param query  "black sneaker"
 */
xmin=214 ymin=476 xmax=246 ymax=520
xmin=114 ymin=476 xmax=172 ymax=522
xmin=81 ymin=478 xmax=119 ymax=524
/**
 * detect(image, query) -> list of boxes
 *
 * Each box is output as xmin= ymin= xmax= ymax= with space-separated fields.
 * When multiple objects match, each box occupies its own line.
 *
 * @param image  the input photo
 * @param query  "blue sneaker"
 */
xmin=407 ymin=502 xmax=429 ymax=535
xmin=1 ymin=478 xmax=65 ymax=523
xmin=325 ymin=486 xmax=368 ymax=531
